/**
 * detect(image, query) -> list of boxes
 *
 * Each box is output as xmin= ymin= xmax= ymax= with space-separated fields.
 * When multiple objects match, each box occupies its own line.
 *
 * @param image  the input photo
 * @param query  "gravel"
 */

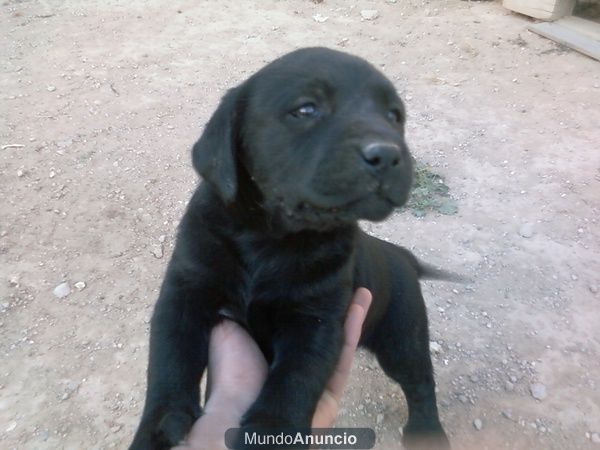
xmin=519 ymin=222 xmax=535 ymax=238
xmin=8 ymin=274 xmax=20 ymax=287
xmin=360 ymin=10 xmax=379 ymax=20
xmin=430 ymin=341 xmax=443 ymax=354
xmin=312 ymin=14 xmax=328 ymax=23
xmin=530 ymin=382 xmax=547 ymax=401
xmin=52 ymin=282 xmax=71 ymax=298
xmin=151 ymin=244 xmax=164 ymax=259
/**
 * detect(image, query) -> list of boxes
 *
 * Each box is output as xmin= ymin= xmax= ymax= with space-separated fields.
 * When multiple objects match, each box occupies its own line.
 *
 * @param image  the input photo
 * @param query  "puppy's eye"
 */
xmin=387 ymin=108 xmax=403 ymax=123
xmin=291 ymin=103 xmax=319 ymax=119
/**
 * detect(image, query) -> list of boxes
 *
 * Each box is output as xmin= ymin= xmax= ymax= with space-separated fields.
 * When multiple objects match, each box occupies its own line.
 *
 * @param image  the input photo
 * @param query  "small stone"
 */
xmin=592 ymin=433 xmax=600 ymax=444
xmin=473 ymin=418 xmax=483 ymax=430
xmin=470 ymin=375 xmax=479 ymax=383
xmin=376 ymin=413 xmax=384 ymax=425
xmin=53 ymin=282 xmax=71 ymax=298
xmin=74 ymin=281 xmax=86 ymax=291
xmin=158 ymin=234 xmax=166 ymax=243
xmin=360 ymin=9 xmax=379 ymax=20
xmin=17 ymin=169 xmax=24 ymax=177
xmin=429 ymin=341 xmax=442 ymax=353
xmin=8 ymin=274 xmax=20 ymax=287
xmin=47 ymin=86 xmax=56 ymax=92
xmin=501 ymin=410 xmax=513 ymax=420
xmin=57 ymin=138 xmax=73 ymax=148
xmin=504 ymin=381 xmax=514 ymax=391
xmin=589 ymin=284 xmax=598 ymax=294
xmin=459 ymin=395 xmax=468 ymax=403
xmin=313 ymin=14 xmax=328 ymax=23
xmin=571 ymin=274 xmax=578 ymax=281
xmin=509 ymin=375 xmax=517 ymax=383
xmin=519 ymin=222 xmax=535 ymax=238
xmin=6 ymin=421 xmax=17 ymax=432
xmin=61 ymin=380 xmax=80 ymax=400
xmin=110 ymin=424 xmax=122 ymax=433
xmin=151 ymin=244 xmax=163 ymax=259
xmin=49 ymin=170 xmax=56 ymax=178
xmin=530 ymin=382 xmax=547 ymax=400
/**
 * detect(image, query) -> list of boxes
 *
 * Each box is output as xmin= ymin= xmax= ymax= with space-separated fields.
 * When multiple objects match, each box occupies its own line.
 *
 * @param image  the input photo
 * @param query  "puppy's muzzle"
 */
xmin=360 ymin=142 xmax=404 ymax=173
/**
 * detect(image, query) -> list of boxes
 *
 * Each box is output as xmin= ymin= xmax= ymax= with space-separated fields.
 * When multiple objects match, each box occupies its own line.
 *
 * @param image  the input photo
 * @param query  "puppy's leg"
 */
xmin=130 ymin=278 xmax=212 ymax=450
xmin=365 ymin=275 xmax=449 ymax=450
xmin=236 ymin=315 xmax=344 ymax=449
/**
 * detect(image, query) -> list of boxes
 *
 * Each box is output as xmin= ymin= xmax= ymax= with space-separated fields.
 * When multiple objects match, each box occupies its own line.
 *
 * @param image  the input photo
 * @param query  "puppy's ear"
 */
xmin=192 ymin=87 xmax=241 ymax=203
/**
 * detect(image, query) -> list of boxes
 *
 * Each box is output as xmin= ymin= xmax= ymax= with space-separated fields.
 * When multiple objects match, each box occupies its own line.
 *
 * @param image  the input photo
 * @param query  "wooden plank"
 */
xmin=557 ymin=16 xmax=600 ymax=41
xmin=503 ymin=0 xmax=575 ymax=20
xmin=529 ymin=21 xmax=600 ymax=61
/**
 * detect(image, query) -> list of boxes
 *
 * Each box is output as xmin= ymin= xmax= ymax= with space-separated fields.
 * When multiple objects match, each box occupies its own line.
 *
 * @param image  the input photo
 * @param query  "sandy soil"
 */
xmin=1 ymin=1 xmax=599 ymax=449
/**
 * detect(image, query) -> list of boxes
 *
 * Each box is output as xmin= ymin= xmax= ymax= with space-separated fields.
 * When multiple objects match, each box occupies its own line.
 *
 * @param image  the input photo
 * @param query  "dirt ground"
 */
xmin=1 ymin=0 xmax=599 ymax=449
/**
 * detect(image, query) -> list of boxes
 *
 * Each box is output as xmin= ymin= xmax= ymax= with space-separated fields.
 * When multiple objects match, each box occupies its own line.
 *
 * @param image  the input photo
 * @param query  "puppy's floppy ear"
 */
xmin=192 ymin=87 xmax=241 ymax=203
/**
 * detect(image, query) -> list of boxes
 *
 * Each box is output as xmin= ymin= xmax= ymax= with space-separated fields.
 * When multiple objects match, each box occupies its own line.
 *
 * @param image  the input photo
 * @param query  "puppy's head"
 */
xmin=193 ymin=47 xmax=413 ymax=231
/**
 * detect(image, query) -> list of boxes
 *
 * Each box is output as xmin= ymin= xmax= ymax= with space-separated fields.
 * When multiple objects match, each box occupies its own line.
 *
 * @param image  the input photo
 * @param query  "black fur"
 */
xmin=130 ymin=47 xmax=450 ymax=450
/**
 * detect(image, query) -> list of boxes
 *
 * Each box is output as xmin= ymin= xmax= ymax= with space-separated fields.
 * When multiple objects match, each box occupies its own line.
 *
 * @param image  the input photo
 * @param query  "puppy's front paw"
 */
xmin=129 ymin=408 xmax=197 ymax=450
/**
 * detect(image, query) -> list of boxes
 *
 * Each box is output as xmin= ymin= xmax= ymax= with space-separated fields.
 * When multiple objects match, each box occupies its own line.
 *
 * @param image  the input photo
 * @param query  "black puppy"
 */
xmin=130 ymin=47 xmax=450 ymax=450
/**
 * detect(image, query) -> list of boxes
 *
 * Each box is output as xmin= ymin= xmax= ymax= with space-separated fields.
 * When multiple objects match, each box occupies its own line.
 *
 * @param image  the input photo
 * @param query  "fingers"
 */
xmin=175 ymin=320 xmax=268 ymax=450
xmin=343 ymin=287 xmax=372 ymax=348
xmin=206 ymin=320 xmax=268 ymax=405
xmin=313 ymin=288 xmax=372 ymax=427
xmin=328 ymin=288 xmax=372 ymax=400
xmin=311 ymin=390 xmax=340 ymax=429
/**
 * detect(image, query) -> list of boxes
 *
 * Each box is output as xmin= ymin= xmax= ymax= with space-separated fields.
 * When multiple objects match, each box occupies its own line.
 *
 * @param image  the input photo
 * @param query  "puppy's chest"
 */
xmin=228 ymin=229 xmax=355 ymax=311
xmin=236 ymin=241 xmax=291 ymax=307
xmin=238 ymin=259 xmax=262 ymax=307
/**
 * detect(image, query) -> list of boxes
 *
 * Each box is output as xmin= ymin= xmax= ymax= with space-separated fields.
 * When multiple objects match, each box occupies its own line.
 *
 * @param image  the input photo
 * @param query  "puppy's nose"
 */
xmin=360 ymin=142 xmax=402 ymax=171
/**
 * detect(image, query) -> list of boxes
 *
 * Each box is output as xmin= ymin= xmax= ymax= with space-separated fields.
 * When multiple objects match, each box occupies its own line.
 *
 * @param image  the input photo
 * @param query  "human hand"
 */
xmin=172 ymin=287 xmax=372 ymax=449
xmin=310 ymin=287 xmax=372 ymax=428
